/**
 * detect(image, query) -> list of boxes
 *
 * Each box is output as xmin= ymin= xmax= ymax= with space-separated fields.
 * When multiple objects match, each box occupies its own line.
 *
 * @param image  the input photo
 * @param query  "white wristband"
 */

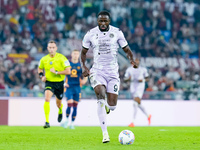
xmin=56 ymin=71 xmax=58 ymax=75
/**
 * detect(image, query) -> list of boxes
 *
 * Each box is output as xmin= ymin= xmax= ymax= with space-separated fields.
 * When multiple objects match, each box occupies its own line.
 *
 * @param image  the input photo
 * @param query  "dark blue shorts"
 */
xmin=65 ymin=85 xmax=81 ymax=102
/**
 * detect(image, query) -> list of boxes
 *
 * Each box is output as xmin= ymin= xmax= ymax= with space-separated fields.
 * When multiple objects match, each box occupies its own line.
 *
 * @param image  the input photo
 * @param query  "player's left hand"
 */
xmin=82 ymin=66 xmax=90 ymax=77
xmin=138 ymin=79 xmax=143 ymax=82
xmin=50 ymin=68 xmax=56 ymax=74
xmin=131 ymin=60 xmax=138 ymax=68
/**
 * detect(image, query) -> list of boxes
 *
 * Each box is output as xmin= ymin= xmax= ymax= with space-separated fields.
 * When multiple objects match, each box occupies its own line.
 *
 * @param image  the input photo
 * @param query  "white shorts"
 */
xmin=131 ymin=85 xmax=145 ymax=99
xmin=89 ymin=68 xmax=120 ymax=95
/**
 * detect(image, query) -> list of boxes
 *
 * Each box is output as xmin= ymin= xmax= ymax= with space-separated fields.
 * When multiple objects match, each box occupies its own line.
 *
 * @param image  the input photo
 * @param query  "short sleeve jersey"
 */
xmin=82 ymin=25 xmax=128 ymax=71
xmin=66 ymin=61 xmax=82 ymax=86
xmin=124 ymin=66 xmax=149 ymax=87
xmin=39 ymin=53 xmax=70 ymax=82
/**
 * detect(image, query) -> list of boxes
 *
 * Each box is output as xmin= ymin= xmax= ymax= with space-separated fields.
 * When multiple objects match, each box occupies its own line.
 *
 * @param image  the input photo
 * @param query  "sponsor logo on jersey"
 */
xmin=65 ymin=60 xmax=70 ymax=66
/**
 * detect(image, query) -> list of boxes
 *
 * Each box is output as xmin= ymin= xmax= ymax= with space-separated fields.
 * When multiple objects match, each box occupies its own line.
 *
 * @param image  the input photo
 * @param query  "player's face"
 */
xmin=71 ymin=51 xmax=80 ymax=61
xmin=97 ymin=15 xmax=110 ymax=31
xmin=47 ymin=43 xmax=57 ymax=56
xmin=135 ymin=58 xmax=140 ymax=66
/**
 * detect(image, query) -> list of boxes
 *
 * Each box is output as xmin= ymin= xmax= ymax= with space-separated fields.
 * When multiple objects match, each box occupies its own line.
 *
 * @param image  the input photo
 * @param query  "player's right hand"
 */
xmin=131 ymin=60 xmax=138 ymax=68
xmin=41 ymin=76 xmax=46 ymax=82
xmin=82 ymin=66 xmax=90 ymax=77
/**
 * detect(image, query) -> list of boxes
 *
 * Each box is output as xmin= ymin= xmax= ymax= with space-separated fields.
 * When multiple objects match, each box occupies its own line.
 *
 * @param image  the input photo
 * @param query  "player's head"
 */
xmin=71 ymin=49 xmax=80 ymax=62
xmin=135 ymin=58 xmax=140 ymax=67
xmin=47 ymin=40 xmax=57 ymax=56
xmin=97 ymin=11 xmax=110 ymax=31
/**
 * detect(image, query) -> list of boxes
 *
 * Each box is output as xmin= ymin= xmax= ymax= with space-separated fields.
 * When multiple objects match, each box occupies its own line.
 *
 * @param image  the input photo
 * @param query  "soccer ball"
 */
xmin=118 ymin=130 xmax=135 ymax=145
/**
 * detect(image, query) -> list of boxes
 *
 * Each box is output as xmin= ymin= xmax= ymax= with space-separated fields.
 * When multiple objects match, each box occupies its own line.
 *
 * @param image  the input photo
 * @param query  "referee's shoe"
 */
xmin=58 ymin=114 xmax=63 ymax=122
xmin=43 ymin=122 xmax=50 ymax=129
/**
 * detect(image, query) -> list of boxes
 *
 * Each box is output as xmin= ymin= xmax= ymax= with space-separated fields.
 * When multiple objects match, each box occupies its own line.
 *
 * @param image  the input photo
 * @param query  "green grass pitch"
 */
xmin=0 ymin=126 xmax=199 ymax=150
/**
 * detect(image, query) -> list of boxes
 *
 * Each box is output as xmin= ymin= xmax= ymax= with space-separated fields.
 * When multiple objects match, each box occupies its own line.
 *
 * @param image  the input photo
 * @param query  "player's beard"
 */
xmin=99 ymin=25 xmax=109 ymax=32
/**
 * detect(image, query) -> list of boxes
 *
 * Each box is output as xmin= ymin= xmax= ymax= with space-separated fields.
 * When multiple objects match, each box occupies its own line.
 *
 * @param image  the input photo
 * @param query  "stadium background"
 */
xmin=0 ymin=0 xmax=200 ymax=124
xmin=1 ymin=0 xmax=200 ymax=100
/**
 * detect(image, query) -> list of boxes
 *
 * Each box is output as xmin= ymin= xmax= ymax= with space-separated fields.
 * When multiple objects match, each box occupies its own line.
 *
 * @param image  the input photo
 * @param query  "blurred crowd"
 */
xmin=0 ymin=0 xmax=200 ymax=99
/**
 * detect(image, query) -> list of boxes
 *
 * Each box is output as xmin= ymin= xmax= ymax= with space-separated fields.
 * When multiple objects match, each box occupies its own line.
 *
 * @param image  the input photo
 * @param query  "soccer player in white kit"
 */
xmin=124 ymin=58 xmax=151 ymax=127
xmin=80 ymin=11 xmax=137 ymax=143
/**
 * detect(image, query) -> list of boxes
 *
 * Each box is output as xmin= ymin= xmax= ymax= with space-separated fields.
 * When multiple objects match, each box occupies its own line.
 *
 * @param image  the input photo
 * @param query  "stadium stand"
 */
xmin=0 ymin=0 xmax=200 ymax=100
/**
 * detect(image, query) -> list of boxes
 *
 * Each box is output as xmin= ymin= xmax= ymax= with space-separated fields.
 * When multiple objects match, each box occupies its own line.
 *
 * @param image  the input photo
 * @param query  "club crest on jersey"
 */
xmin=50 ymin=61 xmax=53 ymax=65
xmin=109 ymin=33 xmax=114 ymax=38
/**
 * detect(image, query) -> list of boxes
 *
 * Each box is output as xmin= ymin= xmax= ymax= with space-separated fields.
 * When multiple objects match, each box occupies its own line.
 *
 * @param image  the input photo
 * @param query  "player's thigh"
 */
xmin=89 ymin=72 xmax=107 ymax=90
xmin=107 ymin=78 xmax=120 ymax=95
xmin=107 ymin=92 xmax=118 ymax=106
xmin=65 ymin=87 xmax=73 ymax=100
xmin=73 ymin=87 xmax=81 ymax=102
xmin=44 ymin=81 xmax=55 ymax=101
xmin=94 ymin=85 xmax=106 ymax=99
xmin=54 ymin=81 xmax=64 ymax=100
xmin=135 ymin=86 xmax=145 ymax=99
xmin=44 ymin=90 xmax=54 ymax=102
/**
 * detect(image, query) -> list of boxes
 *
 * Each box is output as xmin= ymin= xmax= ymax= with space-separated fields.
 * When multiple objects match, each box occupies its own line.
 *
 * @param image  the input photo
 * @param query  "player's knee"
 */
xmin=95 ymin=91 xmax=105 ymax=99
xmin=67 ymin=103 xmax=73 ymax=107
xmin=73 ymin=102 xmax=78 ymax=107
xmin=45 ymin=98 xmax=50 ymax=102
xmin=134 ymin=97 xmax=141 ymax=104
xmin=94 ymin=86 xmax=106 ymax=99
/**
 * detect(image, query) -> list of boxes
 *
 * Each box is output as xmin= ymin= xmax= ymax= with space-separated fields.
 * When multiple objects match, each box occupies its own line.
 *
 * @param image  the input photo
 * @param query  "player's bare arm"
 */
xmin=80 ymin=77 xmax=88 ymax=85
xmin=80 ymin=47 xmax=90 ymax=77
xmin=138 ymin=77 xmax=149 ymax=82
xmin=50 ymin=67 xmax=71 ymax=75
xmin=124 ymin=76 xmax=131 ymax=82
xmin=123 ymin=46 xmax=138 ymax=68
xmin=38 ymin=67 xmax=46 ymax=82
xmin=145 ymin=77 xmax=149 ymax=82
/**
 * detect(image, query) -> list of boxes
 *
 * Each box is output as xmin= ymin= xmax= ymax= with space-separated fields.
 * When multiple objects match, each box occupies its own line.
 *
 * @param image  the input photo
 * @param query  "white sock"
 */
xmin=109 ymin=106 xmax=116 ymax=111
xmin=97 ymin=99 xmax=107 ymax=133
xmin=133 ymin=101 xmax=138 ymax=123
xmin=138 ymin=103 xmax=148 ymax=118
xmin=105 ymin=98 xmax=116 ymax=111
xmin=71 ymin=121 xmax=74 ymax=126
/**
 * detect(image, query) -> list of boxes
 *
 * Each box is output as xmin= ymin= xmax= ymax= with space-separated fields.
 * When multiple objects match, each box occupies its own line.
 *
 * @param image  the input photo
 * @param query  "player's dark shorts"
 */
xmin=45 ymin=80 xmax=64 ymax=100
xmin=65 ymin=85 xmax=81 ymax=102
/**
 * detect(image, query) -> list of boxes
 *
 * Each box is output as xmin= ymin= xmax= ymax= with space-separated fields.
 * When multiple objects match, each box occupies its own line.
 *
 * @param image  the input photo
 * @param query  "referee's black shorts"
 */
xmin=44 ymin=80 xmax=64 ymax=100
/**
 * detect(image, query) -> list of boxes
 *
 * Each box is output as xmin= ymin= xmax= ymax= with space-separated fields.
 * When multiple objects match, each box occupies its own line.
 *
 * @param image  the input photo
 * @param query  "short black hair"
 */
xmin=48 ymin=40 xmax=57 ymax=44
xmin=98 ymin=11 xmax=110 ymax=19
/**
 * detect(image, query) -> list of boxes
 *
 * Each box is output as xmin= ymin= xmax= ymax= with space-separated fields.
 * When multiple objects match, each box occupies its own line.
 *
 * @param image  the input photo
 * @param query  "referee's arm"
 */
xmin=53 ymin=67 xmax=71 ymax=75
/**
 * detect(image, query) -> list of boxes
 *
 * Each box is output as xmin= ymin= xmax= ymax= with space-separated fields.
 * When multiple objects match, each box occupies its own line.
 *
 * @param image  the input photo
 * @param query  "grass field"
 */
xmin=0 ymin=126 xmax=200 ymax=150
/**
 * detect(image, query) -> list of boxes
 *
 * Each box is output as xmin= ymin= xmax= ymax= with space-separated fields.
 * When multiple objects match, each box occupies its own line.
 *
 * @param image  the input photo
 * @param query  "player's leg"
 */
xmin=70 ymin=87 xmax=81 ymax=129
xmin=61 ymin=87 xmax=73 ymax=128
xmin=56 ymin=97 xmax=63 ymax=122
xmin=70 ymin=101 xmax=78 ymax=129
xmin=136 ymin=97 xmax=151 ymax=125
xmin=61 ymin=99 xmax=73 ymax=128
xmin=106 ymin=78 xmax=120 ymax=111
xmin=89 ymin=71 xmax=109 ymax=143
xmin=43 ymin=90 xmax=54 ymax=128
xmin=128 ymin=92 xmax=137 ymax=127
xmin=135 ymin=88 xmax=151 ymax=125
xmin=106 ymin=93 xmax=118 ymax=110
xmin=54 ymin=81 xmax=64 ymax=123
xmin=94 ymin=85 xmax=110 ymax=143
